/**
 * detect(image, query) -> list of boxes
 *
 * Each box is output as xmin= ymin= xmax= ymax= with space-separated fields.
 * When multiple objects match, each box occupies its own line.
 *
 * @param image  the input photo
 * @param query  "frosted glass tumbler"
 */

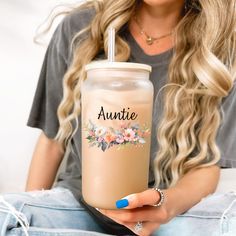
xmin=81 ymin=61 xmax=153 ymax=209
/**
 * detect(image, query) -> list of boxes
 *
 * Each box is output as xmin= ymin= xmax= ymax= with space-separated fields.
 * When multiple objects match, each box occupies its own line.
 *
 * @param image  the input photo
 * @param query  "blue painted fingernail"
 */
xmin=116 ymin=199 xmax=129 ymax=209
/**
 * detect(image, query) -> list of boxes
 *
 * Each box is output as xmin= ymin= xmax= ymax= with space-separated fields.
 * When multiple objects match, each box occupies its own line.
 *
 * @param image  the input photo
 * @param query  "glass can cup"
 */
xmin=81 ymin=61 xmax=153 ymax=209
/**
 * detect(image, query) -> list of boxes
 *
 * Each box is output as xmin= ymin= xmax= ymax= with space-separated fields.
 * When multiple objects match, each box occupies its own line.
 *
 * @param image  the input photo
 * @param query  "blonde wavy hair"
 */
xmin=54 ymin=0 xmax=236 ymax=188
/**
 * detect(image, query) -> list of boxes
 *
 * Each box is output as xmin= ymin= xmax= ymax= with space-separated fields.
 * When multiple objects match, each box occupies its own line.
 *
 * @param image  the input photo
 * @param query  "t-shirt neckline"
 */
xmin=124 ymin=28 xmax=174 ymax=66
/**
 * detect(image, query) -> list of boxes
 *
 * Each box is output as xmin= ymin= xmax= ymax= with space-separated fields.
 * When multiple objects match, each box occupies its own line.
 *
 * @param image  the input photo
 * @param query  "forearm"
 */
xmin=25 ymin=132 xmax=64 ymax=191
xmin=164 ymin=165 xmax=220 ymax=219
xmin=26 ymin=155 xmax=61 ymax=191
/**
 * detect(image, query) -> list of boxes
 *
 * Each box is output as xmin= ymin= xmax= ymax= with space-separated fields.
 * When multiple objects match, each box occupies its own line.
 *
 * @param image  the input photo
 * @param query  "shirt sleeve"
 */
xmin=27 ymin=19 xmax=69 ymax=139
xmin=216 ymin=81 xmax=236 ymax=168
xmin=27 ymin=8 xmax=96 ymax=139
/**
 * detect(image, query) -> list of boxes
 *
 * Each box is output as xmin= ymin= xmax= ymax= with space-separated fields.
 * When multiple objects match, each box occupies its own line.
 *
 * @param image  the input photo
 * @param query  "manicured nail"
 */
xmin=116 ymin=199 xmax=129 ymax=209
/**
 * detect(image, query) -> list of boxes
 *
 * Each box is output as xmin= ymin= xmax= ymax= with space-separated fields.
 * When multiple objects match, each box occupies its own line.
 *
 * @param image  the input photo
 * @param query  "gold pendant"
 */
xmin=146 ymin=37 xmax=154 ymax=45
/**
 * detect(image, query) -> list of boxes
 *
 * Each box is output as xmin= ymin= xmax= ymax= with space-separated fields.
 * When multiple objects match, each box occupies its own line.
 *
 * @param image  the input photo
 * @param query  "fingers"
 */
xmin=99 ymin=206 xmax=168 ymax=223
xmin=123 ymin=221 xmax=160 ymax=236
xmin=102 ymin=212 xmax=160 ymax=236
xmin=98 ymin=189 xmax=167 ymax=236
xmin=100 ymin=212 xmax=160 ymax=236
xmin=117 ymin=188 xmax=161 ymax=209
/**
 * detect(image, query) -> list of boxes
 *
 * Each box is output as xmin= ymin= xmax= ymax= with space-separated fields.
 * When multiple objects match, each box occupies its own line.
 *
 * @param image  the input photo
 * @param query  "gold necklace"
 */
xmin=134 ymin=16 xmax=173 ymax=45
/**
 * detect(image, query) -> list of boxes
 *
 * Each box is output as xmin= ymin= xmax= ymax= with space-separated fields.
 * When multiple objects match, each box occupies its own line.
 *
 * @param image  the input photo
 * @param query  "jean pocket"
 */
xmin=0 ymin=196 xmax=32 ymax=236
xmin=0 ymin=188 xmax=83 ymax=235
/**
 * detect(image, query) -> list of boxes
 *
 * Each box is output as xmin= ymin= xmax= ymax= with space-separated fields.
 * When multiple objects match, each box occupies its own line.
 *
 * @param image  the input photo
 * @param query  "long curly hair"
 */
xmin=54 ymin=0 xmax=236 ymax=188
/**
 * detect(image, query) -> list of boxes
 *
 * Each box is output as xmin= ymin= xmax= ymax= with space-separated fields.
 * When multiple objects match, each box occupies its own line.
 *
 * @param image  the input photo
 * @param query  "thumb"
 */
xmin=116 ymin=188 xmax=162 ymax=209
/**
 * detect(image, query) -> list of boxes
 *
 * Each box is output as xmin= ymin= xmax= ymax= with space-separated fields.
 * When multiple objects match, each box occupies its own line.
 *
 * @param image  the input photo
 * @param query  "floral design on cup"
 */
xmin=84 ymin=120 xmax=150 ymax=152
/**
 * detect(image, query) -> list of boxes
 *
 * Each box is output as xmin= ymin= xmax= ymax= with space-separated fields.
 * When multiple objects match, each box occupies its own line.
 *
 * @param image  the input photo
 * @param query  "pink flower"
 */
xmin=123 ymin=128 xmax=136 ymax=142
xmin=89 ymin=131 xmax=95 ymax=136
xmin=116 ymin=136 xmax=124 ymax=144
xmin=97 ymin=137 xmax=104 ymax=143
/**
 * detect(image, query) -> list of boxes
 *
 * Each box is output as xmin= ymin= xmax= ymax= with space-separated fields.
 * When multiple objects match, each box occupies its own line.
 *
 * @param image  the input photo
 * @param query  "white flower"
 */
xmin=138 ymin=138 xmax=146 ymax=144
xmin=95 ymin=127 xmax=107 ymax=137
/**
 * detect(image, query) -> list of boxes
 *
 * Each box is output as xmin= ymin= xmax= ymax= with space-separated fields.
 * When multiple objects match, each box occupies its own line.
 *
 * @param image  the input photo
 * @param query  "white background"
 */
xmin=0 ymin=0 xmax=80 ymax=193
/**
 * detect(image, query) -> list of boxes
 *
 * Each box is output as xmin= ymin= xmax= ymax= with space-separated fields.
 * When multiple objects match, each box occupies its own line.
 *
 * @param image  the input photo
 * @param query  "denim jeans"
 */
xmin=157 ymin=191 xmax=236 ymax=236
xmin=0 ymin=187 xmax=108 ymax=236
xmin=0 ymin=187 xmax=235 ymax=236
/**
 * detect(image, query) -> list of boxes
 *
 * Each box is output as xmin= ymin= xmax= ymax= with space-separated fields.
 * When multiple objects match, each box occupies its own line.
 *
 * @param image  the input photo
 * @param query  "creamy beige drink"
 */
xmin=81 ymin=62 xmax=153 ymax=209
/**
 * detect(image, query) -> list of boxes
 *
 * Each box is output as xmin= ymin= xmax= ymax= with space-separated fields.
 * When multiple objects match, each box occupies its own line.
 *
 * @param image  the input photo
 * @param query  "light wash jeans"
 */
xmin=0 ymin=187 xmax=235 ymax=236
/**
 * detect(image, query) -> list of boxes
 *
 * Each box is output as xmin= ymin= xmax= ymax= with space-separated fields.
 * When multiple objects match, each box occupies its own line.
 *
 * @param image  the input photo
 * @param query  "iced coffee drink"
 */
xmin=81 ymin=62 xmax=153 ymax=209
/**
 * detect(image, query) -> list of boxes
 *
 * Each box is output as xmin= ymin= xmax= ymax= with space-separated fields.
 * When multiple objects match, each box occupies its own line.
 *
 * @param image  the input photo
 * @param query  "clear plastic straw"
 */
xmin=108 ymin=27 xmax=115 ymax=62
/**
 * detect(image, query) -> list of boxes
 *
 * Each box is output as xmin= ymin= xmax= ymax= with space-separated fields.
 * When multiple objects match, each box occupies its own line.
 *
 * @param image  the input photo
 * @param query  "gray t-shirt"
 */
xmin=27 ymin=8 xmax=236 ymax=231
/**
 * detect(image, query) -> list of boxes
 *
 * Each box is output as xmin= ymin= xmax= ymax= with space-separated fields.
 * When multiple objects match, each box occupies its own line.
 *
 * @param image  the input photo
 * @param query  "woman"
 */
xmin=1 ymin=0 xmax=236 ymax=235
